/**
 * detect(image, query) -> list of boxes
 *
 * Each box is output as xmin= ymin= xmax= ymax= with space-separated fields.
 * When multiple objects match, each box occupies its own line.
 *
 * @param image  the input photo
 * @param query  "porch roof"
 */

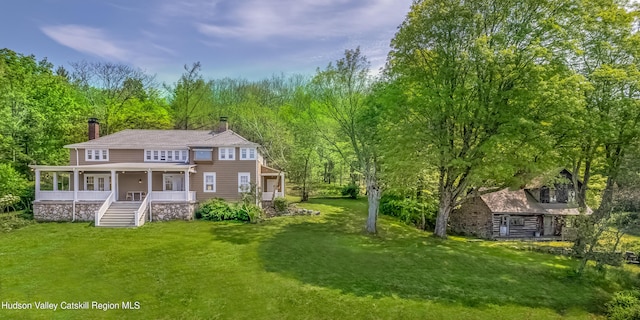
xmin=30 ymin=163 xmax=196 ymax=172
xmin=261 ymin=165 xmax=283 ymax=176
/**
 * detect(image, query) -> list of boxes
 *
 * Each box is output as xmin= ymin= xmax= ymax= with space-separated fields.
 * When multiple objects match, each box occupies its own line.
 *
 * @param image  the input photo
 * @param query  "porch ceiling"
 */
xmin=30 ymin=163 xmax=196 ymax=172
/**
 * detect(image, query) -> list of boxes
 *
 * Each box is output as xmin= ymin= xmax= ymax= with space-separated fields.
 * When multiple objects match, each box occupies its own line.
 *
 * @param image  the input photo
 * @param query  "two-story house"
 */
xmin=449 ymin=169 xmax=591 ymax=240
xmin=31 ymin=118 xmax=285 ymax=227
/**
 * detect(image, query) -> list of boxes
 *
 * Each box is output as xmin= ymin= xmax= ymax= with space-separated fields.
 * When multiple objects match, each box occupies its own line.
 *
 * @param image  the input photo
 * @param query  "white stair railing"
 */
xmin=135 ymin=194 xmax=150 ymax=227
xmin=94 ymin=191 xmax=115 ymax=226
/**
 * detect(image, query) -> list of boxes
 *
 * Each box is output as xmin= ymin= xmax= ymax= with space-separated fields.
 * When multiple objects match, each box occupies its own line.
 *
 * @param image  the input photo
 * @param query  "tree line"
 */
xmin=1 ymin=0 xmax=639 ymax=258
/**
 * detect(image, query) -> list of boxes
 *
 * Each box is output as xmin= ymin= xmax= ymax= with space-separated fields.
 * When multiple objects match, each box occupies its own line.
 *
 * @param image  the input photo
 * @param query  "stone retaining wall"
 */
xmin=150 ymin=202 xmax=196 ymax=221
xmin=33 ymin=201 xmax=102 ymax=222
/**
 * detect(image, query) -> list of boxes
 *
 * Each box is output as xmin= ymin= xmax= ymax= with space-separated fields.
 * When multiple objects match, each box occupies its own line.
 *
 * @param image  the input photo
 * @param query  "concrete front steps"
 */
xmin=98 ymin=202 xmax=140 ymax=227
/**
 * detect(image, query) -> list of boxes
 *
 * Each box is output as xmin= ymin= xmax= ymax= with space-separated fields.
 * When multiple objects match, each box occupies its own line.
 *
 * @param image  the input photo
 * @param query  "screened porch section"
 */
xmin=32 ymin=163 xmax=197 ymax=203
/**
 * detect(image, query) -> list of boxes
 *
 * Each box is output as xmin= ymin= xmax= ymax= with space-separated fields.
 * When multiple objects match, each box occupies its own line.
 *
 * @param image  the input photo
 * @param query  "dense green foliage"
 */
xmin=606 ymin=290 xmax=640 ymax=320
xmin=340 ymin=183 xmax=360 ymax=199
xmin=195 ymin=198 xmax=261 ymax=222
xmin=379 ymin=193 xmax=438 ymax=230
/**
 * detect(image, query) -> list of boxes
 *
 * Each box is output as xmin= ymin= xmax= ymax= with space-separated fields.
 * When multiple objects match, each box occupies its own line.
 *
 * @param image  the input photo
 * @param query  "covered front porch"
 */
xmin=260 ymin=166 xmax=285 ymax=202
xmin=31 ymin=163 xmax=197 ymax=227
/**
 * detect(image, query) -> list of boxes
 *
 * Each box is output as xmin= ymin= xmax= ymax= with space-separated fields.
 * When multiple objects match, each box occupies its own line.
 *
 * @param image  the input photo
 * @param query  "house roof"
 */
xmin=480 ymin=188 xmax=548 ymax=215
xmin=64 ymin=129 xmax=259 ymax=149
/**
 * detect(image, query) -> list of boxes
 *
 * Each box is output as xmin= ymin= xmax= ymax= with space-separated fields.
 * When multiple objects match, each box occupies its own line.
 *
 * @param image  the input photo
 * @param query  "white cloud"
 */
xmin=41 ymin=25 xmax=174 ymax=69
xmin=41 ymin=25 xmax=132 ymax=61
xmin=164 ymin=0 xmax=410 ymax=41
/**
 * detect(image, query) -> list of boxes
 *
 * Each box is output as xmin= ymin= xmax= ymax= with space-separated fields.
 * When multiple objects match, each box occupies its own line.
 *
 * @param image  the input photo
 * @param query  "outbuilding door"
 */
xmin=543 ymin=216 xmax=553 ymax=236
xmin=499 ymin=215 xmax=509 ymax=236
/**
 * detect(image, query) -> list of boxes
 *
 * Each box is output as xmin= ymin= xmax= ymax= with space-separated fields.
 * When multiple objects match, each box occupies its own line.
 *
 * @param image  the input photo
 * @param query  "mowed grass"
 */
xmin=0 ymin=199 xmax=634 ymax=319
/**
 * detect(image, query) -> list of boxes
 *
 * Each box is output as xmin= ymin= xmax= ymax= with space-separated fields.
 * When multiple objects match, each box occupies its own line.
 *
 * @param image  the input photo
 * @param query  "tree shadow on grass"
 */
xmin=257 ymin=200 xmax=610 ymax=315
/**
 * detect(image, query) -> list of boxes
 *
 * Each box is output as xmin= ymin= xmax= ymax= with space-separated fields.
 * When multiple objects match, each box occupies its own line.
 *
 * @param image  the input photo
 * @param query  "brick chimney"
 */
xmin=217 ymin=116 xmax=228 ymax=133
xmin=88 ymin=118 xmax=100 ymax=140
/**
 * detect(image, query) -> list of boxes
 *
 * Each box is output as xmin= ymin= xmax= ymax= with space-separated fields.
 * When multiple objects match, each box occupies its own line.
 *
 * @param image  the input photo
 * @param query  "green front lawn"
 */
xmin=0 ymin=199 xmax=634 ymax=319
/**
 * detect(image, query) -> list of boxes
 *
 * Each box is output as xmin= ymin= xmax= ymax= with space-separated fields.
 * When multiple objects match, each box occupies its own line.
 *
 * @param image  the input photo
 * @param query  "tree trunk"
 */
xmin=365 ymin=173 xmax=381 ymax=234
xmin=594 ymin=176 xmax=616 ymax=220
xmin=434 ymin=190 xmax=453 ymax=238
xmin=301 ymin=154 xmax=310 ymax=202
xmin=578 ymin=159 xmax=592 ymax=209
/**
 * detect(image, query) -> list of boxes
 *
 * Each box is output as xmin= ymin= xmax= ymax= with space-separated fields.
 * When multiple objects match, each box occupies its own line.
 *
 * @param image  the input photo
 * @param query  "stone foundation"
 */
xmin=33 ymin=201 xmax=102 ymax=222
xmin=150 ymin=202 xmax=197 ymax=221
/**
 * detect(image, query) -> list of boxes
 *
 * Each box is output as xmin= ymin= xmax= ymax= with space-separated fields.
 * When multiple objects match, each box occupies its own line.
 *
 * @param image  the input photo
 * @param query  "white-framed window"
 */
xmin=86 ymin=149 xmax=109 ymax=161
xmin=219 ymin=147 xmax=236 ymax=160
xmin=194 ymin=149 xmax=213 ymax=161
xmin=84 ymin=174 xmax=111 ymax=191
xmin=163 ymin=174 xmax=185 ymax=191
xmin=145 ymin=149 xmax=188 ymax=163
xmin=204 ymin=172 xmax=216 ymax=192
xmin=240 ymin=148 xmax=256 ymax=160
xmin=238 ymin=172 xmax=251 ymax=192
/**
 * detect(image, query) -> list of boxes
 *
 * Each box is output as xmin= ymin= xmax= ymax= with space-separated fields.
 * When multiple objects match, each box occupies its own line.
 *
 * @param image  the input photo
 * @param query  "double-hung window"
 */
xmin=238 ymin=172 xmax=251 ymax=192
xmin=240 ymin=148 xmax=256 ymax=160
xmin=219 ymin=147 xmax=235 ymax=160
xmin=204 ymin=173 xmax=216 ymax=192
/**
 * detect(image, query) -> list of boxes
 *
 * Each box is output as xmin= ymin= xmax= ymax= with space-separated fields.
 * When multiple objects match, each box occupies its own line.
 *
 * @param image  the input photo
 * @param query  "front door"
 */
xmin=266 ymin=178 xmax=277 ymax=192
xmin=543 ymin=216 xmax=553 ymax=236
xmin=499 ymin=215 xmax=509 ymax=236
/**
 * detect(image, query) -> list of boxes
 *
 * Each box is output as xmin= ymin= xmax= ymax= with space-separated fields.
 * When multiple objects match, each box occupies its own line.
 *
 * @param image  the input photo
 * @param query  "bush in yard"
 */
xmin=236 ymin=203 xmax=262 ymax=223
xmin=195 ymin=198 xmax=261 ymax=222
xmin=273 ymin=197 xmax=288 ymax=214
xmin=196 ymin=198 xmax=237 ymax=221
xmin=0 ymin=212 xmax=34 ymax=233
xmin=341 ymin=183 xmax=359 ymax=199
xmin=606 ymin=290 xmax=640 ymax=320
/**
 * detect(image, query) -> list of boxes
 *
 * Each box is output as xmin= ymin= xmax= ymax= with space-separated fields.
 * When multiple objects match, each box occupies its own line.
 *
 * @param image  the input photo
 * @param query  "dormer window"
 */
xmin=86 ymin=149 xmax=108 ymax=161
xmin=145 ymin=149 xmax=188 ymax=162
xmin=194 ymin=148 xmax=213 ymax=161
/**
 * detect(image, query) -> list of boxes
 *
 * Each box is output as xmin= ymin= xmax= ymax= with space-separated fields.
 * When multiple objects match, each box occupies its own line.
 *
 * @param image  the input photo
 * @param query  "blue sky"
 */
xmin=2 ymin=0 xmax=412 ymax=83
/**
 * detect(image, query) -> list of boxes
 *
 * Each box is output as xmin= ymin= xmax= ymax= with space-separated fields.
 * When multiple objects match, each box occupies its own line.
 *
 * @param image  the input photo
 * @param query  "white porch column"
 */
xmin=147 ymin=169 xmax=152 ymax=199
xmin=35 ymin=169 xmax=41 ymax=196
xmin=111 ymin=170 xmax=116 ymax=200
xmin=184 ymin=169 xmax=190 ymax=201
xmin=53 ymin=172 xmax=58 ymax=191
xmin=73 ymin=169 xmax=78 ymax=202
xmin=148 ymin=169 xmax=153 ymax=222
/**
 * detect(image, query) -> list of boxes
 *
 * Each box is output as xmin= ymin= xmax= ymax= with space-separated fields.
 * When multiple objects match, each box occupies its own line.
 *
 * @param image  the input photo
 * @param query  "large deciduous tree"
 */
xmin=0 ymin=49 xmax=88 ymax=173
xmin=311 ymin=48 xmax=383 ymax=234
xmin=70 ymin=60 xmax=159 ymax=134
xmin=386 ymin=0 xmax=582 ymax=238
xmin=167 ymin=62 xmax=215 ymax=130
xmin=566 ymin=0 xmax=640 ymax=271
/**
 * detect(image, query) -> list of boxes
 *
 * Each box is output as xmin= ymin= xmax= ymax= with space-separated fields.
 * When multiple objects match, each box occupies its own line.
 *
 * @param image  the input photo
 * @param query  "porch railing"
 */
xmin=150 ymin=191 xmax=196 ymax=201
xmin=95 ymin=191 xmax=115 ymax=226
xmin=78 ymin=191 xmax=111 ymax=201
xmin=135 ymin=194 xmax=150 ymax=227
xmin=35 ymin=190 xmax=111 ymax=201
xmin=36 ymin=191 xmax=73 ymax=201
xmin=262 ymin=192 xmax=284 ymax=201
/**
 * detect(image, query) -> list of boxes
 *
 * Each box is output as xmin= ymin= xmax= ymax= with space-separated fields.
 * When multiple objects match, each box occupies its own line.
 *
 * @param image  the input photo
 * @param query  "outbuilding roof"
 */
xmin=480 ymin=188 xmax=547 ymax=215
